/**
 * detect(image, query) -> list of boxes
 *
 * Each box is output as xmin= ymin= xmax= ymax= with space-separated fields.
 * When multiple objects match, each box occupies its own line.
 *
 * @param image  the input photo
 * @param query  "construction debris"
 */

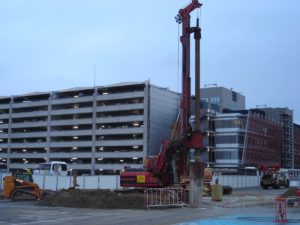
xmin=280 ymin=188 xmax=300 ymax=207
xmin=280 ymin=188 xmax=299 ymax=198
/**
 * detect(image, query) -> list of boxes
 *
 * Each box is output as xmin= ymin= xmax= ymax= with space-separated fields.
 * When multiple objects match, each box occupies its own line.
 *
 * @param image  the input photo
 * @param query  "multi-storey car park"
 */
xmin=0 ymin=81 xmax=180 ymax=175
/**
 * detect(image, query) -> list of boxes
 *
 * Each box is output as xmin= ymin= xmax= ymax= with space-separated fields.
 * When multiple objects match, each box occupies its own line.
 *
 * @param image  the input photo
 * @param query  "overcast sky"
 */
xmin=0 ymin=0 xmax=299 ymax=122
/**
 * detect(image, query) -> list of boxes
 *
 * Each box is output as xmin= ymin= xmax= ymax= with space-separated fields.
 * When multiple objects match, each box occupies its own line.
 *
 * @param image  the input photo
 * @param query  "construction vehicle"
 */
xmin=259 ymin=164 xmax=289 ymax=189
xmin=3 ymin=172 xmax=44 ymax=200
xmin=120 ymin=0 xmax=205 ymax=193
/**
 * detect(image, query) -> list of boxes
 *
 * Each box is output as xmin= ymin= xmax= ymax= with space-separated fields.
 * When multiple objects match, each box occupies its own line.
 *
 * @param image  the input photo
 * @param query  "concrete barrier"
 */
xmin=290 ymin=180 xmax=300 ymax=187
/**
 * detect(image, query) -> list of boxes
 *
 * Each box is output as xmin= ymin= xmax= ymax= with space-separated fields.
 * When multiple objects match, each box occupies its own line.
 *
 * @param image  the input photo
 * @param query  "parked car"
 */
xmin=33 ymin=161 xmax=68 ymax=176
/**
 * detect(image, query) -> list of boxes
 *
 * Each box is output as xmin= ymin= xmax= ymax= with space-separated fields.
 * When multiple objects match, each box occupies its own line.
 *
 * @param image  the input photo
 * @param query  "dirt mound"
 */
xmin=39 ymin=189 xmax=144 ymax=209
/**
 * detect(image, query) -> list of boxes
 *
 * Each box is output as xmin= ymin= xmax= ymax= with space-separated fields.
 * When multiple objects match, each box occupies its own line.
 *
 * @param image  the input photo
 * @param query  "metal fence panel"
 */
xmin=1 ymin=174 xmax=262 ymax=192
xmin=57 ymin=176 xmax=71 ymax=190
xmin=290 ymin=180 xmax=300 ymax=187
xmin=76 ymin=176 xmax=85 ymax=189
xmin=99 ymin=176 xmax=117 ymax=189
xmin=212 ymin=175 xmax=260 ymax=189
xmin=83 ymin=176 xmax=99 ymax=189
xmin=0 ymin=172 xmax=9 ymax=190
xmin=43 ymin=176 xmax=59 ymax=190
xmin=32 ymin=175 xmax=45 ymax=190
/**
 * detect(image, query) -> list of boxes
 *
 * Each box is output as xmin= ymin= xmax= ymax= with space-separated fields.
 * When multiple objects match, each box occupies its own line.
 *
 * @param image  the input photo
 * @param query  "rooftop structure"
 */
xmin=200 ymin=86 xmax=245 ymax=113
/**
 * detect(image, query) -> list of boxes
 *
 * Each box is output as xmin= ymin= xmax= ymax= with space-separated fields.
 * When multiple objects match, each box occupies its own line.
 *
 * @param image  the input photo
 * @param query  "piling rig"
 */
xmin=120 ymin=0 xmax=205 ymax=204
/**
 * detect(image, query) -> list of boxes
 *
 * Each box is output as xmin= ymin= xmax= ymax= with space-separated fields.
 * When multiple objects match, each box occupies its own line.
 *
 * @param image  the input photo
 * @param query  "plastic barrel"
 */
xmin=211 ymin=184 xmax=223 ymax=201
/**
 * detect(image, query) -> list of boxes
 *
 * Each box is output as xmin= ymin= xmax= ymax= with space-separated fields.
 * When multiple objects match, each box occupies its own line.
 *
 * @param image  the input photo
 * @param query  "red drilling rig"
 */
xmin=120 ymin=0 xmax=205 ymax=192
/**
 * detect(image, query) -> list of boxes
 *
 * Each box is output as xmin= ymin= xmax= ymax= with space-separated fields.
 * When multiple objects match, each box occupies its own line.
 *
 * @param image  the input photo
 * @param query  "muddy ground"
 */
xmin=39 ymin=189 xmax=144 ymax=209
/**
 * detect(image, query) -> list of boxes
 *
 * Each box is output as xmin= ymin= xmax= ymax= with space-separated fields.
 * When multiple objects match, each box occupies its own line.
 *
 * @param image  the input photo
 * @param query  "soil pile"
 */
xmin=39 ymin=189 xmax=144 ymax=209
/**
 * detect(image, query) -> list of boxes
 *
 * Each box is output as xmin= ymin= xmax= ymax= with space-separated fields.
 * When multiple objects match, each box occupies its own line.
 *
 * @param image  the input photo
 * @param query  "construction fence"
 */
xmin=212 ymin=174 xmax=261 ymax=188
xmin=1 ymin=171 xmax=298 ymax=191
xmin=0 ymin=171 xmax=121 ymax=191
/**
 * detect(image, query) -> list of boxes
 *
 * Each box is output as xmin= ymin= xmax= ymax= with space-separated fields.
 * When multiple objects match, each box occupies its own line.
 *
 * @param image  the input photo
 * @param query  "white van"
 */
xmin=277 ymin=169 xmax=300 ymax=187
xmin=33 ymin=161 xmax=68 ymax=176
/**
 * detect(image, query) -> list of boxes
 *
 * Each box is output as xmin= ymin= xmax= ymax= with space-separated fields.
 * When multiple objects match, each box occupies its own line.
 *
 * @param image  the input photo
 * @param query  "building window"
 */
xmin=200 ymin=98 xmax=209 ymax=109
xmin=215 ymin=134 xmax=245 ymax=145
xmin=232 ymin=91 xmax=237 ymax=102
xmin=210 ymin=97 xmax=220 ymax=112
xmin=215 ymin=151 xmax=239 ymax=160
xmin=215 ymin=119 xmax=246 ymax=129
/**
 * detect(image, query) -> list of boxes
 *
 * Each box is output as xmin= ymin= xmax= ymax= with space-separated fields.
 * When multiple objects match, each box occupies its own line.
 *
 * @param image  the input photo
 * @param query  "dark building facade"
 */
xmin=260 ymin=108 xmax=294 ymax=168
xmin=294 ymin=124 xmax=300 ymax=168
xmin=243 ymin=111 xmax=282 ymax=167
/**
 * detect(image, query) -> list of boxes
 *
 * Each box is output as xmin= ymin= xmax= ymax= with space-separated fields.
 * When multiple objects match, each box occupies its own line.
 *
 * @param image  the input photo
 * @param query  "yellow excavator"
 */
xmin=3 ymin=172 xmax=43 ymax=200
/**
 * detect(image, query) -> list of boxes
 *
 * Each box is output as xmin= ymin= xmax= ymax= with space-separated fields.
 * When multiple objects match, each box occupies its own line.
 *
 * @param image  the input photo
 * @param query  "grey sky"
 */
xmin=0 ymin=0 xmax=299 ymax=122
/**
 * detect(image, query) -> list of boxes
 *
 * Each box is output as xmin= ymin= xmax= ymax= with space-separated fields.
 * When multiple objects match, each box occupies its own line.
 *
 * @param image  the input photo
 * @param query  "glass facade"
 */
xmin=200 ymin=98 xmax=209 ymax=110
xmin=215 ymin=134 xmax=245 ymax=145
xmin=215 ymin=119 xmax=246 ymax=129
xmin=210 ymin=97 xmax=220 ymax=112
xmin=215 ymin=150 xmax=243 ymax=160
xmin=212 ymin=111 xmax=282 ymax=168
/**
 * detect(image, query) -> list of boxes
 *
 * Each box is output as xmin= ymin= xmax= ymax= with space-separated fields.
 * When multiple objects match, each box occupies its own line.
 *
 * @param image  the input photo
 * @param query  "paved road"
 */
xmin=0 ymin=200 xmax=230 ymax=225
xmin=0 ymin=188 xmax=298 ymax=225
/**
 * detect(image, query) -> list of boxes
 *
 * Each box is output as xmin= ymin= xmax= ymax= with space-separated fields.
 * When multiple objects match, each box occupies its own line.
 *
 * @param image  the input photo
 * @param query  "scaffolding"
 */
xmin=281 ymin=114 xmax=294 ymax=168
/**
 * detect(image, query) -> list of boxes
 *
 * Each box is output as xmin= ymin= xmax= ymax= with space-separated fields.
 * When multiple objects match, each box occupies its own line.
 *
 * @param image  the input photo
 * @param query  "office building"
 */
xmin=210 ymin=109 xmax=282 ymax=168
xmin=260 ymin=108 xmax=294 ymax=168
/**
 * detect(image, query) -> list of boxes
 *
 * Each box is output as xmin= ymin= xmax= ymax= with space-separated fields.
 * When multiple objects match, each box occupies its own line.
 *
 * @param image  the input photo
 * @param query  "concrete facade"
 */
xmin=200 ymin=87 xmax=245 ymax=113
xmin=148 ymin=86 xmax=180 ymax=156
xmin=0 ymin=81 xmax=180 ymax=175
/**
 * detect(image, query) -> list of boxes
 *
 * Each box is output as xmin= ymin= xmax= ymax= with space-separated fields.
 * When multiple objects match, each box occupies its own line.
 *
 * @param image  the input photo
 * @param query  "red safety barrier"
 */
xmin=275 ymin=196 xmax=287 ymax=223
